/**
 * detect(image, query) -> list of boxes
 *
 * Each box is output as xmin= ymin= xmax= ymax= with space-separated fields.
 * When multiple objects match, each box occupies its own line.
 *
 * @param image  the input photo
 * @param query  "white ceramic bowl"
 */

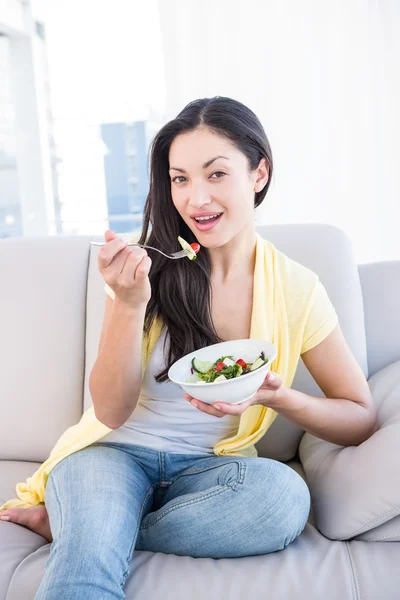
xmin=168 ymin=339 xmax=277 ymax=405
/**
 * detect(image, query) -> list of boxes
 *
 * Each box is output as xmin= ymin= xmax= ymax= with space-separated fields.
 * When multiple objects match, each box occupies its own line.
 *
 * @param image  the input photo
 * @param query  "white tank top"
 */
xmin=98 ymin=330 xmax=240 ymax=454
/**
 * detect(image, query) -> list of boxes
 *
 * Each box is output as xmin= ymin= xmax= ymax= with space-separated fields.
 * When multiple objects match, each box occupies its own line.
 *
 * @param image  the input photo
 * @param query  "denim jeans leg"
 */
xmin=136 ymin=456 xmax=310 ymax=559
xmin=34 ymin=444 xmax=155 ymax=600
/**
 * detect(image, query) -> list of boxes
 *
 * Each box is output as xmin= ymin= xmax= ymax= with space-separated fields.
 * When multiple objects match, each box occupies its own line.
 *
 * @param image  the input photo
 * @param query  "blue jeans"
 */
xmin=35 ymin=442 xmax=310 ymax=600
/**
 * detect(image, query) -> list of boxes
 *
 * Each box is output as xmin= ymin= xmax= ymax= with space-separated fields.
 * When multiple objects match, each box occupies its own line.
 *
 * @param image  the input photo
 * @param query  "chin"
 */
xmin=198 ymin=231 xmax=235 ymax=250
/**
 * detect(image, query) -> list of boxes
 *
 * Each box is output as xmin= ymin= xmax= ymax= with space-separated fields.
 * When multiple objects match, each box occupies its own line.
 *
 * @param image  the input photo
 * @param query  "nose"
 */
xmin=188 ymin=181 xmax=212 ymax=209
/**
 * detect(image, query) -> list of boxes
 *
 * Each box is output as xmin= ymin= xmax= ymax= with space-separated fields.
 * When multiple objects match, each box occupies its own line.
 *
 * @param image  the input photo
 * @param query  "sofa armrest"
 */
xmin=359 ymin=261 xmax=400 ymax=377
xmin=299 ymin=360 xmax=400 ymax=541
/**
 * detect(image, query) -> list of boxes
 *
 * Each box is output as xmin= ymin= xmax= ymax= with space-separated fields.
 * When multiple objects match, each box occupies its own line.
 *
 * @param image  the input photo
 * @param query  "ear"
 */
xmin=254 ymin=158 xmax=269 ymax=193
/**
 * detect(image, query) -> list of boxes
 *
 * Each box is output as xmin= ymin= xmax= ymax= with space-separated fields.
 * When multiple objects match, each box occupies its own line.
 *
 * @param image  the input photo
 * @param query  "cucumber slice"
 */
xmin=185 ymin=373 xmax=202 ymax=383
xmin=249 ymin=357 xmax=266 ymax=371
xmin=177 ymin=236 xmax=197 ymax=260
xmin=192 ymin=357 xmax=214 ymax=374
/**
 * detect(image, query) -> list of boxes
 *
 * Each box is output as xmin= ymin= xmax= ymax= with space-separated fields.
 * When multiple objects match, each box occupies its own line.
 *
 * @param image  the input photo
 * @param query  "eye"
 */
xmin=171 ymin=175 xmax=187 ymax=184
xmin=210 ymin=171 xmax=226 ymax=179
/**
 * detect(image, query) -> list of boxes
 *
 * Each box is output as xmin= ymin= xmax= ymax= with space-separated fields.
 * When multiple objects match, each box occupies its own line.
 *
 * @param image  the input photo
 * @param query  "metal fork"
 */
xmin=90 ymin=241 xmax=191 ymax=260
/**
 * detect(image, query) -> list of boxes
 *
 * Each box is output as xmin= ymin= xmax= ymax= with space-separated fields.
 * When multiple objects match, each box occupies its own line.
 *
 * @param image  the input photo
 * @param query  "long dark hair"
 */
xmin=139 ymin=96 xmax=273 ymax=382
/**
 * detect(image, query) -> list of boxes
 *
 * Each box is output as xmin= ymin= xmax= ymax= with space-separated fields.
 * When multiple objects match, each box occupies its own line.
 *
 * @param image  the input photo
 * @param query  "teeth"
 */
xmin=195 ymin=213 xmax=221 ymax=222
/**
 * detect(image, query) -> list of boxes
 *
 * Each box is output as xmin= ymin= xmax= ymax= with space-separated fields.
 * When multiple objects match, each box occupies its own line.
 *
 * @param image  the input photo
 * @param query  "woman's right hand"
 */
xmin=98 ymin=230 xmax=152 ymax=308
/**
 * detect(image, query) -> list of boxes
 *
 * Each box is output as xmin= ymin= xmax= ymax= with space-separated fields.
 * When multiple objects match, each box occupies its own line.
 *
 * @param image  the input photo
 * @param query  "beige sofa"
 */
xmin=1 ymin=224 xmax=400 ymax=599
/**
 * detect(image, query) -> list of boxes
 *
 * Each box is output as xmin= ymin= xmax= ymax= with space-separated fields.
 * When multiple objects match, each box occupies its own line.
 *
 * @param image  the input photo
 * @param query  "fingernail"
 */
xmin=191 ymin=401 xmax=198 ymax=408
xmin=268 ymin=373 xmax=275 ymax=381
xmin=0 ymin=516 xmax=11 ymax=521
xmin=214 ymin=404 xmax=221 ymax=410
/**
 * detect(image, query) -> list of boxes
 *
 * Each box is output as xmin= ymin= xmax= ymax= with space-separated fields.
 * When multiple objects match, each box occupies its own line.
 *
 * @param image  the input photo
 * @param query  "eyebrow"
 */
xmin=169 ymin=155 xmax=230 ymax=173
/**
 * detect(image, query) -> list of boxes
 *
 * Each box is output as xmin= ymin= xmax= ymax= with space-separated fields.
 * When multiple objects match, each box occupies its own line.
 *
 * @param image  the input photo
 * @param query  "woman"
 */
xmin=0 ymin=97 xmax=376 ymax=599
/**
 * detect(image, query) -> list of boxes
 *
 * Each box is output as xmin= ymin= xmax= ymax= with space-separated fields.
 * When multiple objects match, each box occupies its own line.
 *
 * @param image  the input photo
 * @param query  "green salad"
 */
xmin=185 ymin=352 xmax=268 ymax=384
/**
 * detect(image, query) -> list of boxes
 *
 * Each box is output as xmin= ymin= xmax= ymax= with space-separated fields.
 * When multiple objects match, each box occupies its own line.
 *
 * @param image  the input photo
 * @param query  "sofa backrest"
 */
xmin=0 ymin=224 xmax=367 ymax=464
xmin=0 ymin=236 xmax=90 ymax=463
xmin=359 ymin=261 xmax=400 ymax=377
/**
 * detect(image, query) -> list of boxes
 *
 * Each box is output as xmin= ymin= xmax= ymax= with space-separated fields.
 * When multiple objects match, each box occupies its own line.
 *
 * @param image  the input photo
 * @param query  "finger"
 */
xmin=117 ymin=247 xmax=135 ymax=275
xmin=98 ymin=237 xmax=128 ymax=269
xmin=104 ymin=229 xmax=117 ymax=243
xmin=119 ymin=248 xmax=148 ymax=287
xmin=211 ymin=401 xmax=248 ymax=415
xmin=184 ymin=395 xmax=225 ymax=418
xmin=262 ymin=371 xmax=282 ymax=390
xmin=113 ymin=246 xmax=133 ymax=277
xmin=135 ymin=255 xmax=152 ymax=282
xmin=101 ymin=246 xmax=132 ymax=287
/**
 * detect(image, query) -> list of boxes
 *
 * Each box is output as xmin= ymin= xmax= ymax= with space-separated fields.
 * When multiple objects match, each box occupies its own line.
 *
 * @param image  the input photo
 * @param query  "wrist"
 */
xmin=113 ymin=297 xmax=147 ymax=318
xmin=261 ymin=384 xmax=290 ymax=409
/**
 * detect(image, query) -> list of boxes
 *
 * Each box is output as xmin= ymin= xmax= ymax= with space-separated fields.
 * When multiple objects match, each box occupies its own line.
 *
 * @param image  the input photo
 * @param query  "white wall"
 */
xmin=0 ymin=0 xmax=25 ymax=35
xmin=158 ymin=0 xmax=400 ymax=264
xmin=45 ymin=0 xmax=165 ymax=123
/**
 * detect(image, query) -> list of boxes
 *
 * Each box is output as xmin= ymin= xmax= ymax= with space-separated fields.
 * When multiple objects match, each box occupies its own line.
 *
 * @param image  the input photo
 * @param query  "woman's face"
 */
xmin=169 ymin=128 xmax=268 ymax=248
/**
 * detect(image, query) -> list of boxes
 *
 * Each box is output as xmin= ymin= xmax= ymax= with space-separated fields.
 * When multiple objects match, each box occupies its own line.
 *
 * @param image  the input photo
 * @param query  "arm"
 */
xmin=89 ymin=296 xmax=146 ymax=429
xmin=186 ymin=325 xmax=377 ymax=447
xmin=89 ymin=231 xmax=152 ymax=430
xmin=270 ymin=324 xmax=377 ymax=446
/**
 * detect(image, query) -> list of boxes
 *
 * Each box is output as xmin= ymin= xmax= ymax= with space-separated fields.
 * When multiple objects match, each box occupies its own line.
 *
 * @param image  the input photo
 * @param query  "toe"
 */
xmin=0 ymin=513 xmax=11 ymax=521
xmin=1 ymin=508 xmax=20 ymax=523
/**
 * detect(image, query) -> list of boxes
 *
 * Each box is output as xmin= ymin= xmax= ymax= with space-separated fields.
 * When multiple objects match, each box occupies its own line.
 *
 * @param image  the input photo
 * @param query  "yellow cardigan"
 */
xmin=0 ymin=233 xmax=337 ymax=511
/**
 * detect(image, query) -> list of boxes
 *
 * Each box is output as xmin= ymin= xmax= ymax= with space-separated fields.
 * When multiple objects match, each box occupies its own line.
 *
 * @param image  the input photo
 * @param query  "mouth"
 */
xmin=191 ymin=212 xmax=223 ymax=231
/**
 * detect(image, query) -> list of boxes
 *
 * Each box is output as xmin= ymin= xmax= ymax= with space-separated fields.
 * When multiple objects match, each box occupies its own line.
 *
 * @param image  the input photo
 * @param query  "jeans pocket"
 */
xmin=174 ymin=457 xmax=247 ymax=490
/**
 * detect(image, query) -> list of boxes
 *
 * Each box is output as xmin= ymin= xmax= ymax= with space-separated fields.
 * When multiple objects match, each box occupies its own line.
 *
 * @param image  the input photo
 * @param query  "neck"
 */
xmin=209 ymin=227 xmax=257 ymax=282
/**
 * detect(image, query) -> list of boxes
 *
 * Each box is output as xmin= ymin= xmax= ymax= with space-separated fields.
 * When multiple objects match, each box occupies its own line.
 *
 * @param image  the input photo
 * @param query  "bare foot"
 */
xmin=0 ymin=506 xmax=53 ymax=543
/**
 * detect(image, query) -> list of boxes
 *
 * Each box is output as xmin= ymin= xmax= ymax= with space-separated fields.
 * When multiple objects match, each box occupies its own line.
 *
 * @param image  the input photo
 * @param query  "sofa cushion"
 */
xmin=347 ymin=538 xmax=400 ymax=600
xmin=0 ymin=461 xmax=43 ymax=509
xmin=4 ymin=524 xmax=356 ymax=600
xmin=353 ymin=513 xmax=400 ymax=542
xmin=0 ymin=518 xmax=48 ymax=600
xmin=299 ymin=360 xmax=400 ymax=540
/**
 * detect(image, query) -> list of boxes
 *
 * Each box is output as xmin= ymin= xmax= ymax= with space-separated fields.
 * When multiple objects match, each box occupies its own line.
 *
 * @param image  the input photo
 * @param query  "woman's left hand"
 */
xmin=184 ymin=371 xmax=285 ymax=417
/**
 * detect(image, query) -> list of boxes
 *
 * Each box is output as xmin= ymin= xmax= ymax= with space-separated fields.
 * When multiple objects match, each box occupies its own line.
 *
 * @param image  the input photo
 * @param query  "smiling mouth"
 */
xmin=193 ymin=213 xmax=222 ymax=223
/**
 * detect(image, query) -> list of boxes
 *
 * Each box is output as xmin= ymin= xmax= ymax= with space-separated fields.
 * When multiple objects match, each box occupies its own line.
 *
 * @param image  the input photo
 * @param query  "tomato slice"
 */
xmin=236 ymin=359 xmax=247 ymax=369
xmin=216 ymin=361 xmax=225 ymax=372
xmin=190 ymin=242 xmax=200 ymax=254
